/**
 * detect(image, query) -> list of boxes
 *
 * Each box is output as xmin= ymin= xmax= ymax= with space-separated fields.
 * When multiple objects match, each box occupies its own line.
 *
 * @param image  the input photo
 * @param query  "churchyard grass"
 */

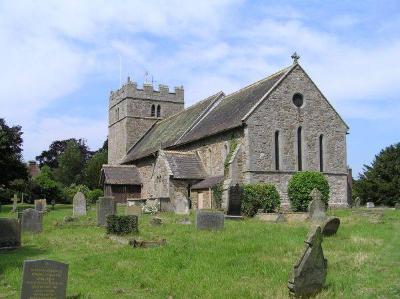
xmin=0 ymin=205 xmax=399 ymax=298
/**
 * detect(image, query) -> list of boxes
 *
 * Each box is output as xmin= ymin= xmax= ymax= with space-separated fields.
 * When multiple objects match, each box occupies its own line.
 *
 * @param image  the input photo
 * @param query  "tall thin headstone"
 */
xmin=308 ymin=189 xmax=326 ymax=221
xmin=21 ymin=260 xmax=68 ymax=299
xmin=97 ymin=197 xmax=116 ymax=226
xmin=21 ymin=209 xmax=43 ymax=233
xmin=12 ymin=194 xmax=18 ymax=212
xmin=73 ymin=192 xmax=87 ymax=217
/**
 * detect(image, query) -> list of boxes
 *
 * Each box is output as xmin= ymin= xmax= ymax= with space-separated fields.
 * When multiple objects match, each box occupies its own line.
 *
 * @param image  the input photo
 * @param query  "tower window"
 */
xmin=297 ymin=127 xmax=302 ymax=171
xmin=319 ymin=134 xmax=324 ymax=172
xmin=292 ymin=93 xmax=304 ymax=108
xmin=115 ymin=108 xmax=120 ymax=121
xmin=157 ymin=105 xmax=161 ymax=117
xmin=275 ymin=130 xmax=280 ymax=171
xmin=151 ymin=105 xmax=155 ymax=117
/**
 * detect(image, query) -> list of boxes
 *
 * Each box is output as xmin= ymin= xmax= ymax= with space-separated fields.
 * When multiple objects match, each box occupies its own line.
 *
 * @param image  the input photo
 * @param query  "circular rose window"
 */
xmin=292 ymin=93 xmax=304 ymax=108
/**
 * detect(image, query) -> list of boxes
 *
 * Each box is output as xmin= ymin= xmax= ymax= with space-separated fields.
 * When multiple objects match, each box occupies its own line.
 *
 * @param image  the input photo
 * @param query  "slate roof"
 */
xmin=164 ymin=151 xmax=207 ymax=180
xmin=191 ymin=175 xmax=224 ymax=190
xmin=122 ymin=92 xmax=223 ymax=163
xmin=100 ymin=165 xmax=142 ymax=185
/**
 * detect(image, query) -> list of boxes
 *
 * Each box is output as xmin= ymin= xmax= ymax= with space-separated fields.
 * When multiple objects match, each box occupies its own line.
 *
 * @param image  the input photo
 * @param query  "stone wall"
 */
xmin=169 ymin=179 xmax=189 ymax=208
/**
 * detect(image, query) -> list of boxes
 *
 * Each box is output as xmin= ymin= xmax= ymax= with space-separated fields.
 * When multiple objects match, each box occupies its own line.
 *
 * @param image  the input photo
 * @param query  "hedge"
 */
xmin=241 ymin=183 xmax=280 ymax=217
xmin=287 ymin=171 xmax=330 ymax=212
xmin=106 ymin=215 xmax=139 ymax=235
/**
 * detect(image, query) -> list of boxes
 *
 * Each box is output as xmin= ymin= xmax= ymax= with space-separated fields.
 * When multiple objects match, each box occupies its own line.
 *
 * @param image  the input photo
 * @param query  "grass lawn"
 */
xmin=0 ymin=204 xmax=399 ymax=298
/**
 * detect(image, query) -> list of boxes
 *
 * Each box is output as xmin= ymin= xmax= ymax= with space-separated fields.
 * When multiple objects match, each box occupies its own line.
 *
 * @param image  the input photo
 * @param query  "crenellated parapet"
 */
xmin=109 ymin=77 xmax=184 ymax=108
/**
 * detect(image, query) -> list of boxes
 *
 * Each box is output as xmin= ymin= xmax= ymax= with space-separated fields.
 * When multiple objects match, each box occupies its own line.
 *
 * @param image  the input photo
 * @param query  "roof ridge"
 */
xmin=102 ymin=164 xmax=137 ymax=168
xmin=164 ymin=150 xmax=195 ymax=155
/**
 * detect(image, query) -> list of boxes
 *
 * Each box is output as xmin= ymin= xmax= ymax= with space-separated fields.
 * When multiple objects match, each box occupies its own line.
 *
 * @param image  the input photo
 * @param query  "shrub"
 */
xmin=86 ymin=189 xmax=103 ymax=204
xmin=32 ymin=166 xmax=65 ymax=203
xmin=241 ymin=183 xmax=280 ymax=217
xmin=106 ymin=215 xmax=139 ymax=235
xmin=212 ymin=183 xmax=223 ymax=209
xmin=288 ymin=171 xmax=330 ymax=212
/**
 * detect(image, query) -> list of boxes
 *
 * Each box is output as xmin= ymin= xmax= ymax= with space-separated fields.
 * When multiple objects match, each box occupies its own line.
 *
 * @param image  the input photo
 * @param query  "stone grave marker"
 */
xmin=97 ymin=196 xmax=116 ymax=226
xmin=366 ymin=202 xmax=375 ymax=208
xmin=175 ymin=198 xmax=189 ymax=215
xmin=21 ymin=259 xmax=68 ymax=299
xmin=21 ymin=209 xmax=43 ymax=233
xmin=288 ymin=226 xmax=327 ymax=297
xmin=0 ymin=218 xmax=21 ymax=249
xmin=73 ymin=192 xmax=87 ymax=217
xmin=125 ymin=205 xmax=142 ymax=216
xmin=195 ymin=210 xmax=224 ymax=230
xmin=308 ymin=189 xmax=326 ymax=221
xmin=321 ymin=217 xmax=340 ymax=237
xmin=353 ymin=197 xmax=361 ymax=208
xmin=395 ymin=203 xmax=400 ymax=210
xmin=35 ymin=199 xmax=47 ymax=212
xmin=12 ymin=194 xmax=18 ymax=212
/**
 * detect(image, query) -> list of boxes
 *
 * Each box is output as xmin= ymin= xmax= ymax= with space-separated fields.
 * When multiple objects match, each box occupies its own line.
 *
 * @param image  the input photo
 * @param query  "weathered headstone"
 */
xmin=308 ymin=189 xmax=326 ymax=221
xmin=125 ymin=205 xmax=142 ymax=216
xmin=195 ymin=210 xmax=224 ymax=230
xmin=228 ymin=184 xmax=242 ymax=215
xmin=97 ymin=196 xmax=116 ymax=226
xmin=366 ymin=202 xmax=375 ymax=208
xmin=21 ymin=209 xmax=43 ymax=233
xmin=73 ymin=192 xmax=87 ymax=217
xmin=178 ymin=216 xmax=191 ymax=225
xmin=35 ymin=199 xmax=47 ymax=212
xmin=288 ymin=226 xmax=327 ymax=297
xmin=353 ymin=197 xmax=361 ymax=208
xmin=21 ymin=259 xmax=68 ymax=299
xmin=321 ymin=217 xmax=340 ymax=237
xmin=395 ymin=203 xmax=400 ymax=210
xmin=12 ymin=194 xmax=18 ymax=212
xmin=175 ymin=198 xmax=189 ymax=215
xmin=0 ymin=218 xmax=21 ymax=249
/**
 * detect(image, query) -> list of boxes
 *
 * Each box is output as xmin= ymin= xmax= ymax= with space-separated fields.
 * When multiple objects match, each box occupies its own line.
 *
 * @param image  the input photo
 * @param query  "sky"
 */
xmin=1 ymin=0 xmax=399 ymax=177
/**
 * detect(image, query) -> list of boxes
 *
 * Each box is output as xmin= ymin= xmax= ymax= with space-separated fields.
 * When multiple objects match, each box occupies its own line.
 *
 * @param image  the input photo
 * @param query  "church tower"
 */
xmin=108 ymin=77 xmax=184 ymax=164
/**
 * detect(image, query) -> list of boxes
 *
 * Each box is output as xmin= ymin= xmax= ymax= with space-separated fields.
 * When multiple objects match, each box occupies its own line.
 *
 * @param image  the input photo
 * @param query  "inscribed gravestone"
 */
xmin=288 ymin=226 xmax=327 ymax=297
xmin=21 ymin=209 xmax=43 ymax=233
xmin=308 ymin=189 xmax=326 ymax=221
xmin=97 ymin=197 xmax=116 ymax=226
xmin=0 ymin=218 xmax=21 ymax=249
xmin=195 ymin=210 xmax=224 ymax=230
xmin=175 ymin=198 xmax=189 ymax=215
xmin=321 ymin=217 xmax=340 ymax=237
xmin=73 ymin=192 xmax=87 ymax=217
xmin=21 ymin=260 xmax=68 ymax=299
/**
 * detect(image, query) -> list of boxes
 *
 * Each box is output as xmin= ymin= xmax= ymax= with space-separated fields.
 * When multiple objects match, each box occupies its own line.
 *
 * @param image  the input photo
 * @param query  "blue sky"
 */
xmin=1 ymin=0 xmax=399 ymax=177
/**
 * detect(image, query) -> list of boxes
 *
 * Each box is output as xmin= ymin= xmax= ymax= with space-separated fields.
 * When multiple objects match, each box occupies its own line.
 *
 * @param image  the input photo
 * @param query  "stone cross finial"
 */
xmin=291 ymin=52 xmax=300 ymax=64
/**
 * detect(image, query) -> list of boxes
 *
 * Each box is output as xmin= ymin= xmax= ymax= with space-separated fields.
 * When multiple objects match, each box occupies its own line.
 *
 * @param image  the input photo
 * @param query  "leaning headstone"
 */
xmin=125 ymin=205 xmax=142 ymax=216
xmin=175 ymin=198 xmax=189 ymax=215
xmin=0 ymin=218 xmax=21 ymax=249
xmin=97 ymin=197 xmax=116 ymax=226
xmin=288 ymin=226 xmax=327 ymax=297
xmin=73 ymin=192 xmax=87 ymax=217
xmin=21 ymin=259 xmax=68 ymax=299
xmin=395 ymin=203 xmax=400 ymax=210
xmin=21 ymin=209 xmax=43 ymax=233
xmin=195 ymin=210 xmax=224 ymax=230
xmin=321 ymin=217 xmax=340 ymax=237
xmin=366 ymin=202 xmax=375 ymax=208
xmin=308 ymin=189 xmax=326 ymax=221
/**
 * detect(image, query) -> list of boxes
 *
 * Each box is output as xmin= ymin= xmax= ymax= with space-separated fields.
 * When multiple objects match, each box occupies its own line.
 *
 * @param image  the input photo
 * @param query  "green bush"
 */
xmin=212 ymin=183 xmax=223 ymax=209
xmin=106 ymin=215 xmax=139 ymax=235
xmin=288 ymin=171 xmax=330 ymax=211
xmin=86 ymin=189 xmax=103 ymax=204
xmin=32 ymin=166 xmax=65 ymax=203
xmin=241 ymin=183 xmax=280 ymax=217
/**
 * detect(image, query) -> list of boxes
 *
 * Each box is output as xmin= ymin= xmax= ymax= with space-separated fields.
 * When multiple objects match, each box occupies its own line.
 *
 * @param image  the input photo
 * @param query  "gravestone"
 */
xmin=12 ymin=194 xmax=18 ymax=212
xmin=353 ymin=197 xmax=361 ymax=208
xmin=175 ymin=198 xmax=189 ymax=215
xmin=35 ymin=199 xmax=47 ymax=212
xmin=178 ymin=216 xmax=191 ymax=225
xmin=395 ymin=203 xmax=400 ymax=210
xmin=73 ymin=192 xmax=87 ymax=217
xmin=321 ymin=217 xmax=340 ymax=237
xmin=308 ymin=189 xmax=326 ymax=221
xmin=21 ymin=209 xmax=43 ymax=233
xmin=97 ymin=197 xmax=116 ymax=226
xmin=21 ymin=259 xmax=68 ymax=299
xmin=288 ymin=226 xmax=327 ymax=297
xmin=366 ymin=202 xmax=375 ymax=208
xmin=125 ymin=205 xmax=142 ymax=216
xmin=0 ymin=218 xmax=21 ymax=249
xmin=195 ymin=210 xmax=224 ymax=230
xmin=227 ymin=184 xmax=242 ymax=215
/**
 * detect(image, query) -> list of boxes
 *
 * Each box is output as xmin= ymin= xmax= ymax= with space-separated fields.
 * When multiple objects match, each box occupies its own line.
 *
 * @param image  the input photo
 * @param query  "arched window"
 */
xmin=297 ymin=127 xmax=302 ymax=171
xmin=208 ymin=148 xmax=212 ymax=173
xmin=151 ymin=105 xmax=155 ymax=117
xmin=157 ymin=105 xmax=161 ymax=117
xmin=319 ymin=134 xmax=324 ymax=172
xmin=115 ymin=107 xmax=120 ymax=121
xmin=275 ymin=131 xmax=280 ymax=171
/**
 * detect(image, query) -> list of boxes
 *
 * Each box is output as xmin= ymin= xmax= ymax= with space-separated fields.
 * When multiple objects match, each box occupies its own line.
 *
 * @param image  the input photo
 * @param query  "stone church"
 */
xmin=101 ymin=56 xmax=350 ymax=212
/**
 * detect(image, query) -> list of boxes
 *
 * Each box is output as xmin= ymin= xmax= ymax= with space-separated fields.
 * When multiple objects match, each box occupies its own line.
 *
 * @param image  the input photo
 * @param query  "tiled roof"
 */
xmin=191 ymin=175 xmax=224 ymax=190
xmin=164 ymin=151 xmax=207 ymax=180
xmin=100 ymin=165 xmax=142 ymax=185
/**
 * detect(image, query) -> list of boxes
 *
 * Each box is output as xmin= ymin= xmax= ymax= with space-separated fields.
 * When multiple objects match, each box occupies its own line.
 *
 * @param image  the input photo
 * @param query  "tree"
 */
xmin=353 ymin=143 xmax=400 ymax=206
xmin=54 ymin=140 xmax=84 ymax=186
xmin=36 ymin=138 xmax=93 ymax=169
xmin=83 ymin=149 xmax=108 ymax=189
xmin=32 ymin=165 xmax=64 ymax=202
xmin=0 ymin=118 xmax=28 ymax=186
